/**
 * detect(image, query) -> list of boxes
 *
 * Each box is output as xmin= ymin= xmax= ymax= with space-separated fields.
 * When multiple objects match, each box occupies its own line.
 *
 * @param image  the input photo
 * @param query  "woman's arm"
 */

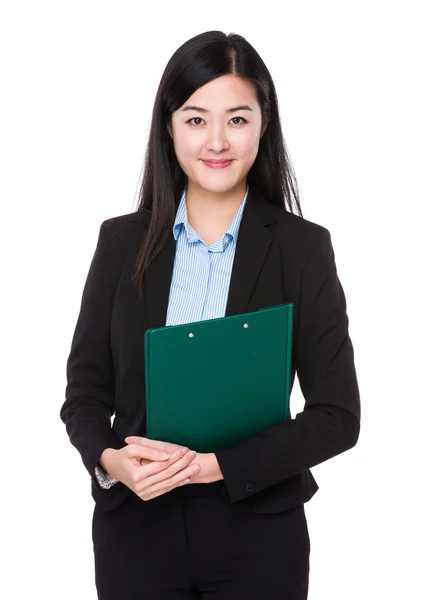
xmin=60 ymin=221 xmax=124 ymax=492
xmin=214 ymin=226 xmax=361 ymax=503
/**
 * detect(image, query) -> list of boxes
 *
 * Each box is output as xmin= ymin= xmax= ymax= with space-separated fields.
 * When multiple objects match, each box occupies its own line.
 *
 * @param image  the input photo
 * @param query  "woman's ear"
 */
xmin=260 ymin=122 xmax=268 ymax=138
xmin=167 ymin=121 xmax=173 ymax=140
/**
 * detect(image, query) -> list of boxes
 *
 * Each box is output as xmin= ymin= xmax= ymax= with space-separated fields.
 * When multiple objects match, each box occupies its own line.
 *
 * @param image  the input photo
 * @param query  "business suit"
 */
xmin=61 ymin=182 xmax=360 ymax=509
xmin=61 ymin=184 xmax=360 ymax=597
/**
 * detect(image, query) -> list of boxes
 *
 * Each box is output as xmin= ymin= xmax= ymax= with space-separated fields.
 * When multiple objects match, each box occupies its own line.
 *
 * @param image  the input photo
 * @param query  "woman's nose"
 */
xmin=205 ymin=125 xmax=230 ymax=152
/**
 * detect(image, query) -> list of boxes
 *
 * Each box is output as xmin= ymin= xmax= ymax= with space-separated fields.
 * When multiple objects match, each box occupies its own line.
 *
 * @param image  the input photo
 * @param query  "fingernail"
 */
xmin=158 ymin=452 xmax=170 ymax=459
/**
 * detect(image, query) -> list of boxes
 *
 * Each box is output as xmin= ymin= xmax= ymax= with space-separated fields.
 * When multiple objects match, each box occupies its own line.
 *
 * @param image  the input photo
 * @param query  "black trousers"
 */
xmin=92 ymin=480 xmax=310 ymax=599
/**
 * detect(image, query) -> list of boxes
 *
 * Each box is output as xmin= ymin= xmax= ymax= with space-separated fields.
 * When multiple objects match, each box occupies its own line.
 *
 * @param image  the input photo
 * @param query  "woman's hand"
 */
xmin=125 ymin=436 xmax=223 ymax=485
xmin=100 ymin=442 xmax=201 ymax=501
xmin=125 ymin=435 xmax=183 ymax=457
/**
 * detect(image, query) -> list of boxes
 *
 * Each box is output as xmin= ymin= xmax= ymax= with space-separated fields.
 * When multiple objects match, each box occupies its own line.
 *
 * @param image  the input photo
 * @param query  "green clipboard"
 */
xmin=144 ymin=303 xmax=293 ymax=453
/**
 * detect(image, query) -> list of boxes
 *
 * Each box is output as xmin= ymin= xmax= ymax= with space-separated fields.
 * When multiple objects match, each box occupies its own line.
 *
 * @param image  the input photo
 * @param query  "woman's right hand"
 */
xmin=100 ymin=444 xmax=200 ymax=501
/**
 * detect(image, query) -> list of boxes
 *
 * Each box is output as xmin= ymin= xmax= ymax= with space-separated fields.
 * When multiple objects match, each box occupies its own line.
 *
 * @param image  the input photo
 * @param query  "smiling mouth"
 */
xmin=202 ymin=159 xmax=234 ymax=169
xmin=202 ymin=159 xmax=234 ymax=163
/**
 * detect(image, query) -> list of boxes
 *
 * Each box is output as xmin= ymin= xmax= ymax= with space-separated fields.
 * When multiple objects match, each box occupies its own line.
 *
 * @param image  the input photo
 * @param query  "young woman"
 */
xmin=60 ymin=30 xmax=361 ymax=600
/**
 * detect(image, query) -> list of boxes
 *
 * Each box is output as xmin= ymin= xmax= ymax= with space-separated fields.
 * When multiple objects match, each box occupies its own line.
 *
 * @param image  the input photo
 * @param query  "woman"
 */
xmin=60 ymin=30 xmax=361 ymax=599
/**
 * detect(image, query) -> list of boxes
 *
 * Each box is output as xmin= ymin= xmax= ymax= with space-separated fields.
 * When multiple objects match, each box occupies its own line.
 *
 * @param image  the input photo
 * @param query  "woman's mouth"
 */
xmin=202 ymin=160 xmax=234 ymax=169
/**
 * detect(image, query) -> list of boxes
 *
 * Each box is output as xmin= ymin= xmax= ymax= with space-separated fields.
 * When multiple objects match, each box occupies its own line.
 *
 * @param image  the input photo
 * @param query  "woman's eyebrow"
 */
xmin=180 ymin=105 xmax=253 ymax=114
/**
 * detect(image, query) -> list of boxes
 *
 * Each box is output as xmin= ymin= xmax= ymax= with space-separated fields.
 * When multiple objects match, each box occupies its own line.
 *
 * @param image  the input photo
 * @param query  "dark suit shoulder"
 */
xmin=102 ymin=208 xmax=149 ymax=228
xmin=99 ymin=209 xmax=150 ymax=243
xmin=275 ymin=207 xmax=331 ymax=255
xmin=277 ymin=207 xmax=329 ymax=236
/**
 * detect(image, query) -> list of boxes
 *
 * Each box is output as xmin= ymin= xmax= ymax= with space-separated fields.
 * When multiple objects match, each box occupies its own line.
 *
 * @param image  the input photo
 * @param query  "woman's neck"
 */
xmin=185 ymin=181 xmax=247 ymax=237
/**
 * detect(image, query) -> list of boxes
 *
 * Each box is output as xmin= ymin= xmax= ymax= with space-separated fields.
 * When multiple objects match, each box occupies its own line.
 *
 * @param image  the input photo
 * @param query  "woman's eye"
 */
xmin=186 ymin=116 xmax=248 ymax=127
xmin=188 ymin=117 xmax=205 ymax=126
xmin=230 ymin=116 xmax=248 ymax=125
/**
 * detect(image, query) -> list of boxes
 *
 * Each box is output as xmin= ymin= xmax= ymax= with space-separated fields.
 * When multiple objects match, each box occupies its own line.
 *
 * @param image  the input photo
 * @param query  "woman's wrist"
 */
xmin=99 ymin=447 xmax=117 ymax=470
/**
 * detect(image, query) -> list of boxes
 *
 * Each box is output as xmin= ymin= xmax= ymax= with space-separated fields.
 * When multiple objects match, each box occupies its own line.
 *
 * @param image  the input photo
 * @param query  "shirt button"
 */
xmin=246 ymin=482 xmax=255 ymax=493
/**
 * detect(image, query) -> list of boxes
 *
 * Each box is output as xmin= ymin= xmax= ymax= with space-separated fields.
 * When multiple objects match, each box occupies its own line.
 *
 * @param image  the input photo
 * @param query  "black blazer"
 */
xmin=60 ymin=185 xmax=361 ymax=514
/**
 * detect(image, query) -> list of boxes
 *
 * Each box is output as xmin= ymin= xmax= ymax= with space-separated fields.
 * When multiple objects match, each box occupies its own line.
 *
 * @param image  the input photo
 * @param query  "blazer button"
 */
xmin=246 ymin=482 xmax=255 ymax=493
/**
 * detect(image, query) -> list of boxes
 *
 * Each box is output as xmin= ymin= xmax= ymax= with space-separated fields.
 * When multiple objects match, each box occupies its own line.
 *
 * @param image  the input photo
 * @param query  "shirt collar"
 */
xmin=172 ymin=184 xmax=249 ymax=245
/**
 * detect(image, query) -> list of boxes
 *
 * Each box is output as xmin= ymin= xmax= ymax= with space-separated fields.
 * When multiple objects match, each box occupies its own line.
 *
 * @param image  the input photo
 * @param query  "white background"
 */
xmin=1 ymin=1 xmax=424 ymax=598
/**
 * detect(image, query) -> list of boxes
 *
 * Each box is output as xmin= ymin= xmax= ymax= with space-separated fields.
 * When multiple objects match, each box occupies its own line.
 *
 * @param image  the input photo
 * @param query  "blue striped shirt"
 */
xmin=95 ymin=183 xmax=249 ymax=487
xmin=166 ymin=184 xmax=249 ymax=325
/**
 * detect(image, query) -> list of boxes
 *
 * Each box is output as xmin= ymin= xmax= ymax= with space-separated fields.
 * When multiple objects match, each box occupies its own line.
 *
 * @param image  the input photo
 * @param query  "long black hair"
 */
xmin=132 ymin=30 xmax=302 ymax=297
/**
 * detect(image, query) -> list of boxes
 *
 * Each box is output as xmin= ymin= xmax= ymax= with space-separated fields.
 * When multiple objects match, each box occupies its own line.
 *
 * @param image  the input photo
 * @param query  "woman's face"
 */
xmin=168 ymin=74 xmax=265 ymax=195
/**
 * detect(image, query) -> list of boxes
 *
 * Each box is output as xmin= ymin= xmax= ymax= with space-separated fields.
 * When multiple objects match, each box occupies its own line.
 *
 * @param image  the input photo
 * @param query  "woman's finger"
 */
xmin=125 ymin=443 xmax=170 ymax=461
xmin=125 ymin=436 xmax=178 ymax=454
xmin=141 ymin=447 xmax=196 ymax=485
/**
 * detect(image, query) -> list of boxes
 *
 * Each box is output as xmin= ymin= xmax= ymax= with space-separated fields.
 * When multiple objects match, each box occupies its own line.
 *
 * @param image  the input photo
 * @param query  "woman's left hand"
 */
xmin=124 ymin=436 xmax=223 ymax=484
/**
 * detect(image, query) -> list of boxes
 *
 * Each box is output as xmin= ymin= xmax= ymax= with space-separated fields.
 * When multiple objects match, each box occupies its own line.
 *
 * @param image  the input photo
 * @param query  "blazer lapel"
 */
xmin=144 ymin=185 xmax=278 ymax=330
xmin=144 ymin=231 xmax=176 ymax=331
xmin=225 ymin=186 xmax=277 ymax=316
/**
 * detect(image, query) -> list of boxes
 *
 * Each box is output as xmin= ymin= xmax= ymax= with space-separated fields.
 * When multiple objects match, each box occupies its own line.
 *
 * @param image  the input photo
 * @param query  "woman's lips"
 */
xmin=202 ymin=160 xmax=233 ymax=169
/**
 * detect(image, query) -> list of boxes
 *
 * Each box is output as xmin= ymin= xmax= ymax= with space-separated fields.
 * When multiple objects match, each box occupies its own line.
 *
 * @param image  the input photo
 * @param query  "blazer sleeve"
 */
xmin=214 ymin=226 xmax=361 ymax=503
xmin=60 ymin=221 xmax=124 ymax=492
